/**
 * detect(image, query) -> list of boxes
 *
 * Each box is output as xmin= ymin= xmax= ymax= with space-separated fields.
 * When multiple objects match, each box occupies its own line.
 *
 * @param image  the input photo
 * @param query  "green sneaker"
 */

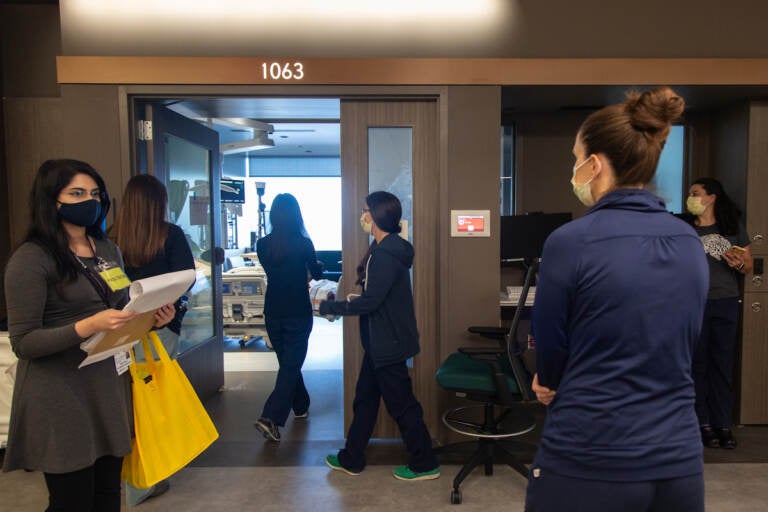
xmin=392 ymin=465 xmax=440 ymax=481
xmin=326 ymin=454 xmax=361 ymax=476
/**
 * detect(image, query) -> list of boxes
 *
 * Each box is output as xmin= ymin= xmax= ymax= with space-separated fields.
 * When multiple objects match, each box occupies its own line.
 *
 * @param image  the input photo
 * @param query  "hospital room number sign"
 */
xmin=261 ymin=62 xmax=305 ymax=80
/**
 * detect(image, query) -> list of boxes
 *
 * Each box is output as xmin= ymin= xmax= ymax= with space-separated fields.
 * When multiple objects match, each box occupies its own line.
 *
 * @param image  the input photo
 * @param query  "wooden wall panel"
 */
xmin=4 ymin=98 xmax=64 ymax=246
xmin=740 ymin=101 xmax=768 ymax=423
xmin=58 ymin=57 xmax=768 ymax=86
xmin=746 ymin=102 xmax=768 ymax=257
xmin=740 ymin=293 xmax=768 ymax=423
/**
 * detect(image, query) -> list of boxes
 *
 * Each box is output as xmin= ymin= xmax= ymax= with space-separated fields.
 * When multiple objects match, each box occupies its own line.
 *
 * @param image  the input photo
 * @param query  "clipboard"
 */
xmin=78 ymin=269 xmax=196 ymax=368
xmin=77 ymin=311 xmax=157 ymax=367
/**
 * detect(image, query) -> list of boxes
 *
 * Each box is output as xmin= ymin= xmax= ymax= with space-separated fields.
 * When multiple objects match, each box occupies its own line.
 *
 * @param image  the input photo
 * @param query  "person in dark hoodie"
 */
xmin=319 ymin=191 xmax=440 ymax=481
xmin=526 ymin=87 xmax=709 ymax=512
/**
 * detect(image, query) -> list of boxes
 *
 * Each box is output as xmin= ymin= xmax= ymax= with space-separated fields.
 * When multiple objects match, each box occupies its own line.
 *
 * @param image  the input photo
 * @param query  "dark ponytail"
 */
xmin=365 ymin=191 xmax=402 ymax=234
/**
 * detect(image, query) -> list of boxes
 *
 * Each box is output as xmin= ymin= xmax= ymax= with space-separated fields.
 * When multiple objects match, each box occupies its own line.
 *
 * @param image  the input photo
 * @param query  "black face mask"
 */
xmin=58 ymin=199 xmax=102 ymax=227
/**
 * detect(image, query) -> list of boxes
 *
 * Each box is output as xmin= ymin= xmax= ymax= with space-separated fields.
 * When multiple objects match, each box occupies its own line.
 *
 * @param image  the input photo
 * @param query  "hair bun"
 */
xmin=624 ymin=86 xmax=685 ymax=141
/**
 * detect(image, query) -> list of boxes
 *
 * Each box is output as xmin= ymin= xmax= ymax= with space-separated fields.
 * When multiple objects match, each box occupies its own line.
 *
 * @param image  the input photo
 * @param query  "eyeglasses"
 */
xmin=65 ymin=188 xmax=102 ymax=200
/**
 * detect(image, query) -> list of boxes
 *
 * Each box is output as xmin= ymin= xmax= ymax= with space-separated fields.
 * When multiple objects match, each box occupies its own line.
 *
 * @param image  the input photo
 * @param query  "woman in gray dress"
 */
xmin=2 ymin=159 xmax=174 ymax=512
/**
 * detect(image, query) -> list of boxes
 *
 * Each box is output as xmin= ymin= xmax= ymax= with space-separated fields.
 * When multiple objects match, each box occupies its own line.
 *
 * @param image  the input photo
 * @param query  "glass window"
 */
xmin=500 ymin=125 xmax=515 ymax=215
xmin=652 ymin=125 xmax=686 ymax=213
xmin=165 ymin=134 xmax=214 ymax=354
xmin=238 ymin=177 xmax=342 ymax=251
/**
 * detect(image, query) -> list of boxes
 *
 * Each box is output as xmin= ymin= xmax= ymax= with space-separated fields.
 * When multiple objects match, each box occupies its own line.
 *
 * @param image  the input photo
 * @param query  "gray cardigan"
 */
xmin=2 ymin=239 xmax=133 ymax=473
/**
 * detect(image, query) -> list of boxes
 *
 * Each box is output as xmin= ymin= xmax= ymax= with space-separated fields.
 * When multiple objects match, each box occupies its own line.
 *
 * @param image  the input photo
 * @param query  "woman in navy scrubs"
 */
xmin=526 ymin=88 xmax=708 ymax=512
xmin=254 ymin=193 xmax=323 ymax=442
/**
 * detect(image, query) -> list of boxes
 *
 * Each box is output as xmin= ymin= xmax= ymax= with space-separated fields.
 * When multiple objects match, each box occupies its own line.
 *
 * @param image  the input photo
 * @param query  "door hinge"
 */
xmin=137 ymin=120 xmax=153 ymax=141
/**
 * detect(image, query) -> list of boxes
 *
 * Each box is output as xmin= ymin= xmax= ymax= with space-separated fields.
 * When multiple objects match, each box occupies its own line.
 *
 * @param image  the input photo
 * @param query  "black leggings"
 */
xmin=43 ymin=455 xmax=123 ymax=512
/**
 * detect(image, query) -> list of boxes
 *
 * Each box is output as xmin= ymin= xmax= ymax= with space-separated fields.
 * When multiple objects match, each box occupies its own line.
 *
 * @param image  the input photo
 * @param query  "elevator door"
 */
xmin=340 ymin=99 xmax=440 ymax=437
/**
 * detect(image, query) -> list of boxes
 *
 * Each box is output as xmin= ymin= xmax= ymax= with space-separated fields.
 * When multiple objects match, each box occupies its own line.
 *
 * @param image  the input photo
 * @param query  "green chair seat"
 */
xmin=436 ymin=352 xmax=520 ymax=395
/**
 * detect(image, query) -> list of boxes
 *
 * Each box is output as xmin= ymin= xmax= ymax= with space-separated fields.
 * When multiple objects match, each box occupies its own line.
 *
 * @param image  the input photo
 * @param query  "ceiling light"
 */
xmin=220 ymin=132 xmax=275 ymax=155
xmin=214 ymin=118 xmax=276 ymax=155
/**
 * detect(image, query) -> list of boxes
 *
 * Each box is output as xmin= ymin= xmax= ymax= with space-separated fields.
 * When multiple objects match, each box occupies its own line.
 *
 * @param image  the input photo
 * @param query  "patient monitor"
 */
xmin=222 ymin=267 xmax=269 ymax=347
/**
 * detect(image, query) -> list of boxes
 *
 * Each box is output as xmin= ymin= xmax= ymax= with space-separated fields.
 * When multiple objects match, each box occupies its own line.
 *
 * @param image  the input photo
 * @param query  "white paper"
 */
xmin=78 ymin=269 xmax=196 ymax=368
xmin=123 ymin=269 xmax=197 ymax=314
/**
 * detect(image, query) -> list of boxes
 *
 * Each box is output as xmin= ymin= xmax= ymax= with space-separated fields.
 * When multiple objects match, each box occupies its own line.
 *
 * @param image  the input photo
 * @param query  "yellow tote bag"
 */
xmin=122 ymin=331 xmax=219 ymax=489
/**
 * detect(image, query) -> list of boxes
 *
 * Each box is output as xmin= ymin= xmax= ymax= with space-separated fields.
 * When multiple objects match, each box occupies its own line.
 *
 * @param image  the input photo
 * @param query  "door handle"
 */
xmin=213 ymin=247 xmax=225 ymax=266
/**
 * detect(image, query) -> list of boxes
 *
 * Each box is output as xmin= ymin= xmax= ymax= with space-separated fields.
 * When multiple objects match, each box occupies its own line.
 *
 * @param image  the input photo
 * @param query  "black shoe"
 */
xmin=700 ymin=426 xmax=720 ymax=448
xmin=716 ymin=428 xmax=737 ymax=449
xmin=254 ymin=417 xmax=281 ymax=441
xmin=294 ymin=409 xmax=309 ymax=420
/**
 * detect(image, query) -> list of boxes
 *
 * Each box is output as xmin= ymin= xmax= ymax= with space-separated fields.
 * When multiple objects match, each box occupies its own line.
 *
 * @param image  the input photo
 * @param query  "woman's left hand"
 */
xmin=532 ymin=373 xmax=557 ymax=405
xmin=722 ymin=246 xmax=753 ymax=274
xmin=153 ymin=304 xmax=176 ymax=328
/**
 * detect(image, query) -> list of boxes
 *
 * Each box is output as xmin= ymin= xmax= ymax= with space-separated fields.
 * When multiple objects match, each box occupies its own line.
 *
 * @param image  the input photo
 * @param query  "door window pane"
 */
xmin=368 ymin=127 xmax=413 ymax=241
xmin=165 ymin=134 xmax=214 ymax=353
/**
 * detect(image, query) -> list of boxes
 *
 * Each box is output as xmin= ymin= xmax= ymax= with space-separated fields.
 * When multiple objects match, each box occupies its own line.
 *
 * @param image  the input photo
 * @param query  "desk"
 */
xmin=500 ymin=286 xmax=536 ymax=307
xmin=500 ymin=287 xmax=535 ymax=323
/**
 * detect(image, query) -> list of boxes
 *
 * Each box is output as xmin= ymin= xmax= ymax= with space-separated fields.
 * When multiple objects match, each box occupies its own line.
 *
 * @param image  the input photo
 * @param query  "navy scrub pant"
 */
xmin=261 ymin=315 xmax=312 ymax=426
xmin=337 ymin=351 xmax=438 ymax=473
xmin=525 ymin=468 xmax=704 ymax=512
xmin=693 ymin=297 xmax=740 ymax=428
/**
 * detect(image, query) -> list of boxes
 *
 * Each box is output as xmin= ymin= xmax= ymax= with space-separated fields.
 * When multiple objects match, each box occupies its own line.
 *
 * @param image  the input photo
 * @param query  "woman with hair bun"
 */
xmin=526 ymin=88 xmax=708 ymax=511
xmin=319 ymin=191 xmax=439 ymax=481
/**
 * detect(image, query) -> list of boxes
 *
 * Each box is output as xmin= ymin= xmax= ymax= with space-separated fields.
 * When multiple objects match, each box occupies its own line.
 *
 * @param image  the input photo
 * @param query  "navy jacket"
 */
xmin=532 ymin=189 xmax=708 ymax=481
xmin=320 ymin=234 xmax=420 ymax=368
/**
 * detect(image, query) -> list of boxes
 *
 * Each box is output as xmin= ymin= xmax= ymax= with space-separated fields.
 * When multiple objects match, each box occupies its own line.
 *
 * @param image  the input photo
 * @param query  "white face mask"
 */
xmin=570 ymin=156 xmax=596 ymax=207
xmin=686 ymin=196 xmax=706 ymax=216
xmin=360 ymin=212 xmax=373 ymax=234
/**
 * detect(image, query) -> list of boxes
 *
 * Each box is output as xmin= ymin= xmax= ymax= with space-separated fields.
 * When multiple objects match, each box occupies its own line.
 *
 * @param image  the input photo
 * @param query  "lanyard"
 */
xmin=73 ymin=239 xmax=112 ymax=309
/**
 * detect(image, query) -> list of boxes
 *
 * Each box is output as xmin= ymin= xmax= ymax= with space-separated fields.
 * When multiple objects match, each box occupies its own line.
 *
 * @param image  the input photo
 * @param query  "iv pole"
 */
xmin=255 ymin=181 xmax=267 ymax=241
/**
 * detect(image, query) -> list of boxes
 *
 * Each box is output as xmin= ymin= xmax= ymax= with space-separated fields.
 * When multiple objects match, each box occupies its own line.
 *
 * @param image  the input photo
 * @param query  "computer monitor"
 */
xmin=500 ymin=213 xmax=572 ymax=261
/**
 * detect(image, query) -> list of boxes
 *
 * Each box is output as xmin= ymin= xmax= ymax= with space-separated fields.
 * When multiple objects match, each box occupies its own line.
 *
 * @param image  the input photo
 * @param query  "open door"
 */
xmin=135 ymin=102 xmax=224 ymax=400
xmin=340 ymin=99 xmax=440 ymax=437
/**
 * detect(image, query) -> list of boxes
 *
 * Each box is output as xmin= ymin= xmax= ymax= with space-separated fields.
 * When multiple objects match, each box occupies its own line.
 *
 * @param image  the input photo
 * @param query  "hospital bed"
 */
xmin=0 ymin=331 xmax=16 ymax=448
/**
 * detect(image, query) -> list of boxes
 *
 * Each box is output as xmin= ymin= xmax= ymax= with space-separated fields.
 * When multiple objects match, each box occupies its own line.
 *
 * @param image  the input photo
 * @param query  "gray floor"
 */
xmin=3 ymin=462 xmax=768 ymax=511
xmin=2 ymin=369 xmax=768 ymax=511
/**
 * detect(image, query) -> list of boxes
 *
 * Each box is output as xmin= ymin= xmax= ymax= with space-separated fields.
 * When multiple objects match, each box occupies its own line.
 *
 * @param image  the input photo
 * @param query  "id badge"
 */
xmin=114 ymin=350 xmax=132 ymax=375
xmin=98 ymin=266 xmax=131 ymax=292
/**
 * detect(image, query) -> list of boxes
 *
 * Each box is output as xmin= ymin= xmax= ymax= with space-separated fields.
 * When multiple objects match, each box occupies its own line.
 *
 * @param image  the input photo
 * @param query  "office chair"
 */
xmin=435 ymin=259 xmax=538 ymax=505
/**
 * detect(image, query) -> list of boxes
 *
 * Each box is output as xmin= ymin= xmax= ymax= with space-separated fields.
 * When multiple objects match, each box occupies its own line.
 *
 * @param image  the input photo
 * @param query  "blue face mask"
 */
xmin=58 ymin=199 xmax=102 ymax=227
